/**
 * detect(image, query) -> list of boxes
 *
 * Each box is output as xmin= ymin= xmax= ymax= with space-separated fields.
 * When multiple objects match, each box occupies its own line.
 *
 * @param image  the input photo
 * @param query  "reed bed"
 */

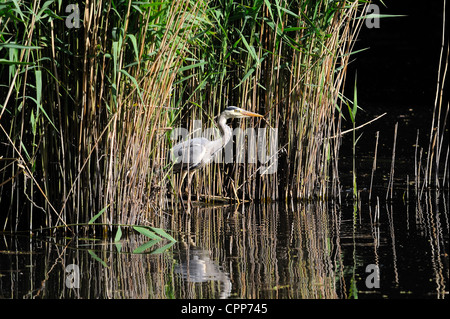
xmin=0 ymin=0 xmax=382 ymax=230
xmin=177 ymin=0 xmax=368 ymax=204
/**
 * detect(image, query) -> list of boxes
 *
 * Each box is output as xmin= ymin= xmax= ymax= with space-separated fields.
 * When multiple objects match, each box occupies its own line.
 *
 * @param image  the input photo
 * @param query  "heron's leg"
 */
xmin=195 ymin=173 xmax=200 ymax=201
xmin=187 ymin=170 xmax=196 ymax=206
xmin=178 ymin=170 xmax=188 ymax=201
xmin=179 ymin=170 xmax=187 ymax=196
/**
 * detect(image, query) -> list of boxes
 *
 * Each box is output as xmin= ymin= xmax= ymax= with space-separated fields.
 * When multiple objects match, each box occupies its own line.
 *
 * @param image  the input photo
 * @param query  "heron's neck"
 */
xmin=210 ymin=115 xmax=232 ymax=155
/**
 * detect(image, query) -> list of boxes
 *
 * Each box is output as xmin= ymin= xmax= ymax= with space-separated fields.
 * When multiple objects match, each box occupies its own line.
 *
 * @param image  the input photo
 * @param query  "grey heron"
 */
xmin=170 ymin=106 xmax=264 ymax=203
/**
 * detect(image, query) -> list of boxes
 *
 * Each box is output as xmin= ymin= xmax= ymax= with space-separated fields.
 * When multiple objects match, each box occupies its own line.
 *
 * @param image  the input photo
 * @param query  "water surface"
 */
xmin=1 ymin=192 xmax=447 ymax=299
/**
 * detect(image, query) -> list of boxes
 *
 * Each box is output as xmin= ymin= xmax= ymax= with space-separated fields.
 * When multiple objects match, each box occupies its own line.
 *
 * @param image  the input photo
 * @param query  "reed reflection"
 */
xmin=172 ymin=202 xmax=340 ymax=298
xmin=0 ymin=191 xmax=447 ymax=299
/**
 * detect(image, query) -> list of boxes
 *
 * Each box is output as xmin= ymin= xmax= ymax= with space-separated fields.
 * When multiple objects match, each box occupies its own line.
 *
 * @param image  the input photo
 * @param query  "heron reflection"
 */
xmin=175 ymin=247 xmax=232 ymax=299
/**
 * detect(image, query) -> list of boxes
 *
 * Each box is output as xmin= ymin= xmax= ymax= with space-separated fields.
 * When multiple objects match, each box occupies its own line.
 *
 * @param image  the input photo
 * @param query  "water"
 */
xmin=1 ymin=192 xmax=448 ymax=299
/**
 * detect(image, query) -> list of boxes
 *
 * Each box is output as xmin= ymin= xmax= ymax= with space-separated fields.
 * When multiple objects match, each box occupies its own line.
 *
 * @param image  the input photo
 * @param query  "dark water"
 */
xmin=1 ymin=190 xmax=448 ymax=299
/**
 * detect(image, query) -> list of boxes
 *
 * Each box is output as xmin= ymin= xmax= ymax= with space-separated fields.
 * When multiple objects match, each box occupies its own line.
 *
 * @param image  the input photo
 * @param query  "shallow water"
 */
xmin=1 ymin=190 xmax=448 ymax=299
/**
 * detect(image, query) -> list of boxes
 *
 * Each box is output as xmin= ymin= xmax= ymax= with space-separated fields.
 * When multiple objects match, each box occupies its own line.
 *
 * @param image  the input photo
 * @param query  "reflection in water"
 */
xmin=174 ymin=247 xmax=232 ymax=299
xmin=0 ymin=192 xmax=448 ymax=299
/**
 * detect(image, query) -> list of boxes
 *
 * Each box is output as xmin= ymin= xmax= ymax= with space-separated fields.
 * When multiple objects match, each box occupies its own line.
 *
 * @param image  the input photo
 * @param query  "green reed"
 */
xmin=1 ymin=0 xmax=370 ymax=231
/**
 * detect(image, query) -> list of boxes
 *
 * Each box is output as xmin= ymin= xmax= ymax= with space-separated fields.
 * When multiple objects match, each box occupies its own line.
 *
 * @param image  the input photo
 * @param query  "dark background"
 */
xmin=341 ymin=0 xmax=448 ymax=187
xmin=345 ymin=0 xmax=446 ymax=111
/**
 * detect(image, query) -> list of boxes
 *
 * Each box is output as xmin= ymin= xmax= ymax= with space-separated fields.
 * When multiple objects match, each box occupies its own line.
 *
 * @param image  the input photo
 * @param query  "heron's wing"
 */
xmin=170 ymin=138 xmax=209 ymax=171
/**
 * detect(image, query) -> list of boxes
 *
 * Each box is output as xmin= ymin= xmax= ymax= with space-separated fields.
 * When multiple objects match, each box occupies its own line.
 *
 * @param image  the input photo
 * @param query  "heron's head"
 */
xmin=222 ymin=106 xmax=264 ymax=119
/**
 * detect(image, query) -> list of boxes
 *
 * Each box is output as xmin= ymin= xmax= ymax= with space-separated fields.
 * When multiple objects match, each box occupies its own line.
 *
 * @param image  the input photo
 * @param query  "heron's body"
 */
xmin=170 ymin=106 xmax=263 ymax=204
xmin=171 ymin=138 xmax=211 ymax=172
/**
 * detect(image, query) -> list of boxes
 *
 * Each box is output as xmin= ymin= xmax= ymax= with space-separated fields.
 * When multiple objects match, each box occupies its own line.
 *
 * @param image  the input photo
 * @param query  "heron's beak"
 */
xmin=241 ymin=110 xmax=264 ymax=118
